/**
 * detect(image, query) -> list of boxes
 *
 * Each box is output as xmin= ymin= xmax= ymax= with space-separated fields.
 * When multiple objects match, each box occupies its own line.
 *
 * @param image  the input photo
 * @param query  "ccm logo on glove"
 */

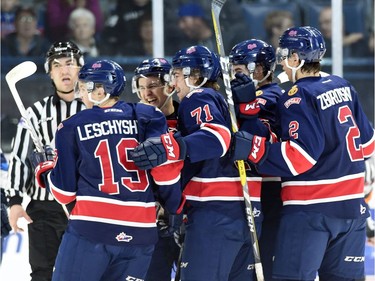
xmin=238 ymin=101 xmax=260 ymax=116
xmin=161 ymin=133 xmax=182 ymax=161
xmin=249 ymin=135 xmax=267 ymax=164
xmin=162 ymin=134 xmax=177 ymax=159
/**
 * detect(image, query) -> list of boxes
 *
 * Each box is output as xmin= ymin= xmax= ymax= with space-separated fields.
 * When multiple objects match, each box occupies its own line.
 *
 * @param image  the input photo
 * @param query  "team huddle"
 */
xmin=5 ymin=23 xmax=375 ymax=281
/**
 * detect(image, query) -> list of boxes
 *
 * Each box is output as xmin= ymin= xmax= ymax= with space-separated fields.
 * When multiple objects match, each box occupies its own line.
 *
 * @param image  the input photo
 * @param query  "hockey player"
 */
xmin=229 ymin=39 xmax=284 ymax=281
xmin=133 ymin=58 xmax=181 ymax=281
xmin=231 ymin=26 xmax=375 ymax=280
xmin=6 ymin=41 xmax=86 ymax=281
xmin=131 ymin=45 xmax=262 ymax=281
xmin=33 ymin=59 xmax=185 ymax=281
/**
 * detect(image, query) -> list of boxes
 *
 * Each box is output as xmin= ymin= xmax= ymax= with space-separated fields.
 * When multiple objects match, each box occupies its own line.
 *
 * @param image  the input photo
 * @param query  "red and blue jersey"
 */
xmin=48 ymin=101 xmax=183 ymax=246
xmin=178 ymin=87 xmax=262 ymax=221
xmin=257 ymin=75 xmax=375 ymax=219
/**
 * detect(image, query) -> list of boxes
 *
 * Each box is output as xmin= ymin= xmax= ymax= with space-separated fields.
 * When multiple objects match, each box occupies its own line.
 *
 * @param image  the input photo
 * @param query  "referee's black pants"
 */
xmin=26 ymin=200 xmax=68 ymax=281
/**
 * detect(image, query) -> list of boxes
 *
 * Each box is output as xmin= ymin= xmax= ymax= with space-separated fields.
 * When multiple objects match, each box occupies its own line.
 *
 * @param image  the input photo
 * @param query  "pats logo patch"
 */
xmin=288 ymin=85 xmax=298 ymax=96
xmin=116 ymin=232 xmax=133 ymax=242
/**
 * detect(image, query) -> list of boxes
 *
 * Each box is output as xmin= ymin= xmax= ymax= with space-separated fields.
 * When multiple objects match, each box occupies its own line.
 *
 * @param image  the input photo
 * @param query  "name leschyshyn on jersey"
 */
xmin=77 ymin=119 xmax=138 ymax=141
xmin=316 ymin=86 xmax=352 ymax=110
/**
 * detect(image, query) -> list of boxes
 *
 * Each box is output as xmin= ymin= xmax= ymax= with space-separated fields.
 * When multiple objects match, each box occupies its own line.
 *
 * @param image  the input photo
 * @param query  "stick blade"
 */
xmin=5 ymin=61 xmax=37 ymax=85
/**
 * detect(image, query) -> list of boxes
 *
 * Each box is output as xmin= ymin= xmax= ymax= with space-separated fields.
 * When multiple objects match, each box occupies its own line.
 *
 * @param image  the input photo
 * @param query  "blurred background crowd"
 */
xmin=1 ymin=0 xmax=374 ymax=152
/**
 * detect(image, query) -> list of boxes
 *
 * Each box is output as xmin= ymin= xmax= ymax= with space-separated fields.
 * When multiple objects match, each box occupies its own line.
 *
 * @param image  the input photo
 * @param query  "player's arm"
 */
xmin=350 ymin=85 xmax=375 ymax=157
xmin=177 ymin=93 xmax=231 ymax=162
xmin=131 ymin=93 xmax=231 ymax=170
xmin=137 ymin=104 xmax=185 ymax=214
xmin=232 ymin=93 xmax=323 ymax=177
xmin=46 ymin=122 xmax=78 ymax=205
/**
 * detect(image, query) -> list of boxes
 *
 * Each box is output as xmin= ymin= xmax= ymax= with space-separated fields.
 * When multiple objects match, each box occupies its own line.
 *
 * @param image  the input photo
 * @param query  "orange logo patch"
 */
xmin=288 ymin=85 xmax=298 ymax=96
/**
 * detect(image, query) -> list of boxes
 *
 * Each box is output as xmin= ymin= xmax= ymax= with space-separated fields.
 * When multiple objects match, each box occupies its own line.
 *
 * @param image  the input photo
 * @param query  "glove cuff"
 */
xmin=248 ymin=136 xmax=268 ymax=164
xmin=237 ymin=101 xmax=260 ymax=119
xmin=35 ymin=160 xmax=54 ymax=188
xmin=174 ymin=133 xmax=187 ymax=160
xmin=161 ymin=132 xmax=187 ymax=161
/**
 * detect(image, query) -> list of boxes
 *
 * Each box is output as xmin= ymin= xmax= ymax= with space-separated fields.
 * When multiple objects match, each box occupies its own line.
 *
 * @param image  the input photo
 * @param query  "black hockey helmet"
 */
xmin=44 ymin=41 xmax=84 ymax=73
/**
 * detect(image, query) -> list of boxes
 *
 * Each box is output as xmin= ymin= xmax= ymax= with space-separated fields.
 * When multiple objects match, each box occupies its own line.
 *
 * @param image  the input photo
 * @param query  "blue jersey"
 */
xmin=257 ymin=75 xmax=375 ymax=219
xmin=178 ymin=88 xmax=262 ymax=221
xmin=48 ymin=101 xmax=183 ymax=246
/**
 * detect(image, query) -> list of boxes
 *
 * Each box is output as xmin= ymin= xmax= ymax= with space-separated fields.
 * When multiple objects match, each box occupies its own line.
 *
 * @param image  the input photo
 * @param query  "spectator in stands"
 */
xmin=318 ymin=6 xmax=367 ymax=57
xmin=1 ymin=6 xmax=50 ymax=58
xmin=68 ymin=7 xmax=100 ymax=58
xmin=177 ymin=2 xmax=214 ymax=51
xmin=101 ymin=0 xmax=151 ymax=56
xmin=1 ymin=0 xmax=19 ymax=39
xmin=124 ymin=12 xmax=153 ymax=56
xmin=46 ymin=0 xmax=103 ymax=43
xmin=264 ymin=10 xmax=294 ymax=49
xmin=177 ymin=2 xmax=248 ymax=55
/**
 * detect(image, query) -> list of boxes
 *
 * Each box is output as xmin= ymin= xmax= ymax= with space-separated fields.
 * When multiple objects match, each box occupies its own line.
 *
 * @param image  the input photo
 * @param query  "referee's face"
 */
xmin=50 ymin=57 xmax=80 ymax=101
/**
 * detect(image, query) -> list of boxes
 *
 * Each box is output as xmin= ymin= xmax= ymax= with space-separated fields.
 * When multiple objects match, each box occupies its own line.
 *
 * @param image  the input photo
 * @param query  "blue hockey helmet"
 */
xmin=229 ymin=39 xmax=276 ymax=73
xmin=172 ymin=45 xmax=221 ymax=82
xmin=78 ymin=60 xmax=126 ymax=96
xmin=277 ymin=26 xmax=326 ymax=64
xmin=134 ymin=58 xmax=172 ymax=81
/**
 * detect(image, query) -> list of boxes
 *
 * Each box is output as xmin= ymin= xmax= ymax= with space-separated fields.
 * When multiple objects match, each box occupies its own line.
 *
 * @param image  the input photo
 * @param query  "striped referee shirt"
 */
xmin=6 ymin=94 xmax=86 ymax=205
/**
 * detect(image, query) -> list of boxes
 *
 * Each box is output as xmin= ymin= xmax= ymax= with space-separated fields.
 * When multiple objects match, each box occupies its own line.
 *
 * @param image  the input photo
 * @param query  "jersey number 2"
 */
xmin=338 ymin=105 xmax=363 ymax=161
xmin=95 ymin=138 xmax=149 ymax=194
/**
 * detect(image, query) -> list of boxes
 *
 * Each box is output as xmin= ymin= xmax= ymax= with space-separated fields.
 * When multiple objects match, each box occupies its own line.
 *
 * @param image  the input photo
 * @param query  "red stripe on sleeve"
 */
xmin=201 ymin=123 xmax=231 ymax=150
xmin=283 ymin=141 xmax=315 ymax=175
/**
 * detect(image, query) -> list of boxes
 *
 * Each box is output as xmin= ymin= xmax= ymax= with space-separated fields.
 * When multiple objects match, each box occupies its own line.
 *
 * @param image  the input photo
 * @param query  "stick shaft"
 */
xmin=211 ymin=2 xmax=264 ymax=280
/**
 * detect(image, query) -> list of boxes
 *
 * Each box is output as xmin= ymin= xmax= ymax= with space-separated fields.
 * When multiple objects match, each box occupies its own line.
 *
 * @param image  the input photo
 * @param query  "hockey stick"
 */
xmin=5 ymin=61 xmax=44 ymax=152
xmin=5 ymin=61 xmax=70 ymax=218
xmin=211 ymin=1 xmax=264 ymax=280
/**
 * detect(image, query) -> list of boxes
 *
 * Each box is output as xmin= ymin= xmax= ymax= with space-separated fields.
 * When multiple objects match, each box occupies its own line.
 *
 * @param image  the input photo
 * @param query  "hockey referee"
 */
xmin=6 ymin=41 xmax=86 ymax=281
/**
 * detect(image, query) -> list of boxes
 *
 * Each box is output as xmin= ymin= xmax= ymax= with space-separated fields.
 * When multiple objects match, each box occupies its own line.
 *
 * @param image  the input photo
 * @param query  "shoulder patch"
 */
xmin=256 ymin=90 xmax=263 ymax=96
xmin=57 ymin=122 xmax=64 ymax=131
xmin=284 ymin=97 xmax=301 ymax=108
xmin=288 ymin=85 xmax=298 ymax=96
xmin=257 ymin=98 xmax=267 ymax=106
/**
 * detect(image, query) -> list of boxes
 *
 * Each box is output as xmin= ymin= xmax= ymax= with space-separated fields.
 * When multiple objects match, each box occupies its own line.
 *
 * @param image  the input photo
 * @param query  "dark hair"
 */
xmin=300 ymin=62 xmax=321 ymax=74
xmin=15 ymin=6 xmax=37 ymax=21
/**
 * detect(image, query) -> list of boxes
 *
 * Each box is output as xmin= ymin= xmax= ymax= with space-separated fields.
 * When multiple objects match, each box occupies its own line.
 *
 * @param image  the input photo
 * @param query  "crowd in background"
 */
xmin=1 ymin=0 xmax=374 ymax=66
xmin=1 ymin=0 xmax=374 ymax=152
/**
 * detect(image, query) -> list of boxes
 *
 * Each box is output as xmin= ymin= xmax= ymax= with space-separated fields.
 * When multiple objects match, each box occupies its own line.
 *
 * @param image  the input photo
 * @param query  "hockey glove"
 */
xmin=230 ymin=73 xmax=259 ymax=119
xmin=31 ymin=145 xmax=56 ymax=188
xmin=131 ymin=132 xmax=187 ymax=170
xmin=30 ymin=145 xmax=56 ymax=168
xmin=158 ymin=213 xmax=183 ymax=238
xmin=230 ymin=73 xmax=256 ymax=104
xmin=232 ymin=131 xmax=268 ymax=164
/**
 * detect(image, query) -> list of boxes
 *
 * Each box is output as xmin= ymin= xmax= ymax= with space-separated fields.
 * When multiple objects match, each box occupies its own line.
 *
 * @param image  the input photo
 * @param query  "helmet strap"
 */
xmin=88 ymin=92 xmax=111 ymax=106
xmin=184 ymin=76 xmax=207 ymax=92
xmin=159 ymin=86 xmax=177 ymax=111
xmin=285 ymin=59 xmax=305 ymax=83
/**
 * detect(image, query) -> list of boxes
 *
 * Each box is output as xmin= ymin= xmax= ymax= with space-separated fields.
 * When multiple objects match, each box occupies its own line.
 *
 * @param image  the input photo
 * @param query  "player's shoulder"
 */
xmin=134 ymin=102 xmax=164 ymax=119
xmin=182 ymin=87 xmax=223 ymax=105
